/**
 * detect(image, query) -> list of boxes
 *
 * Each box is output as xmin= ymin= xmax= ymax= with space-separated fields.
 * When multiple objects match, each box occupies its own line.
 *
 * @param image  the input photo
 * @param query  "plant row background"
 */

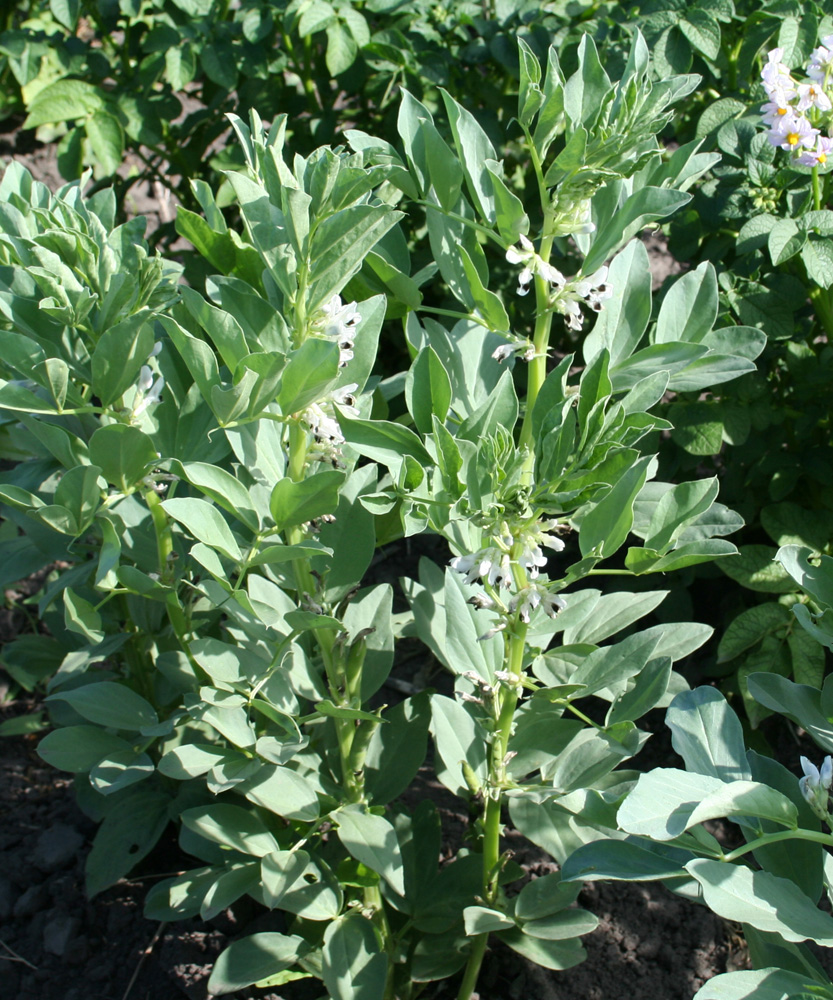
xmin=2 ymin=2 xmax=833 ymax=1000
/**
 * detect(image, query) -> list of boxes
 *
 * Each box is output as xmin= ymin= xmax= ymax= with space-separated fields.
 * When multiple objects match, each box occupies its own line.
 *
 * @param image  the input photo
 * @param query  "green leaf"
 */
xmin=620 ymin=769 xmax=797 ymax=840
xmin=0 ymin=713 xmax=47 ymax=736
xmin=655 ymin=263 xmax=718 ymax=345
xmin=517 ymin=37 xmax=544 ymax=125
xmin=309 ymin=205 xmax=401 ymax=311
xmin=337 ymin=411 xmax=432 ymax=472
xmin=405 ymin=346 xmax=451 ymax=435
xmin=763 ymin=504 xmax=833 ymax=551
xmin=336 ymin=805 xmax=405 ymax=894
xmin=161 ymin=498 xmax=241 ymax=561
xmin=521 ymin=909 xmax=598 ymax=941
xmin=63 ymin=587 xmax=104 ymax=643
xmin=717 ymin=603 xmax=791 ymax=663
xmin=666 ymin=687 xmax=750 ymax=781
xmin=607 ymin=657 xmax=672 ymax=725
xmin=485 ymin=163 xmax=529 ymax=245
xmin=513 ymin=872 xmax=582 ymax=920
xmin=277 ymin=338 xmax=340 ymax=414
xmin=208 ymin=933 xmax=306 ymax=995
xmin=179 ymin=462 xmax=259 ymax=532
xmin=720 ymin=546 xmax=796 ymax=594
xmin=23 ymin=79 xmax=105 ymax=128
xmin=643 ymin=477 xmax=719 ymax=553
xmin=562 ymin=840 xmax=689 ymax=883
xmin=571 ymin=630 xmax=660 ymax=698
xmin=37 ymin=725 xmax=132 ymax=772
xmin=679 ymin=9 xmax=721 ymax=60
xmin=694 ymin=969 xmax=833 ymax=1000
xmin=181 ymin=804 xmax=279 ymax=857
xmin=583 ymin=187 xmax=691 ymax=275
xmin=46 ymin=681 xmax=157 ymax=731
xmin=89 ymin=424 xmax=157 ymax=493
xmin=777 ymin=546 xmax=833 ymax=609
xmin=463 ymin=905 xmax=515 ymax=935
xmin=578 ymin=455 xmax=653 ymax=558
xmin=91 ymin=315 xmax=154 ymax=406
xmin=768 ymin=219 xmax=805 ymax=266
xmin=85 ymin=783 xmax=170 ymax=896
xmin=90 ymin=750 xmax=154 ymax=794
xmin=0 ymin=379 xmax=57 ymax=414
xmin=669 ymin=401 xmax=724 ymax=456
xmin=686 ymin=859 xmax=833 ymax=944
xmin=583 ymin=240 xmax=652 ymax=367
xmin=801 ymin=235 xmax=833 ymax=288
xmin=50 ymin=0 xmax=80 ymax=29
xmin=563 ymin=34 xmax=610 ymax=130
xmin=458 ymin=245 xmax=510 ymax=332
xmin=85 ymin=110 xmax=124 ymax=177
xmin=430 ymin=694 xmax=488 ymax=796
xmin=497 ymin=927 xmax=586 ymax=971
xmin=54 ymin=464 xmax=101 ymax=535
xmin=240 ymin=765 xmax=320 ymax=822
xmin=322 ymin=913 xmax=387 ymax=1000
xmin=440 ymin=90 xmax=497 ymax=224
xmin=326 ymin=20 xmax=358 ymax=75
xmin=746 ymin=674 xmax=833 ymax=752
xmin=269 ymin=469 xmax=345 ymax=531
xmin=261 ymin=851 xmax=343 ymax=920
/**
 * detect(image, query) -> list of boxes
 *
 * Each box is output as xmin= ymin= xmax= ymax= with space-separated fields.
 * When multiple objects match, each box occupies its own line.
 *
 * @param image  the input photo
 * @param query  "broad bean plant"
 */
xmin=0 ymin=27 xmax=807 ymax=1000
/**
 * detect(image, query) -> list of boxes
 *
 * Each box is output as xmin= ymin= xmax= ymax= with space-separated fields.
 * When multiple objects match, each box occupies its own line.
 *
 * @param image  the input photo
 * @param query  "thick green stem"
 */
xmin=456 ymin=628 xmax=527 ymax=1000
xmin=518 ymin=238 xmax=556 ymax=455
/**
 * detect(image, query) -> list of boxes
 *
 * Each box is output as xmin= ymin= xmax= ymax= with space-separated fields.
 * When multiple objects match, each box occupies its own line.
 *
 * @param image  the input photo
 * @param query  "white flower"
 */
xmin=132 ymin=364 xmax=164 ymax=418
xmin=477 ymin=622 xmax=506 ymax=641
xmin=491 ymin=341 xmax=536 ymax=364
xmin=808 ymin=42 xmax=833 ymax=83
xmin=799 ymin=755 xmax=833 ymax=820
xmin=767 ymin=113 xmax=818 ymax=152
xmin=314 ymin=295 xmax=361 ymax=367
xmin=492 ymin=343 xmax=517 ymax=363
xmin=508 ymin=585 xmax=566 ymax=623
xmin=796 ymin=82 xmax=833 ymax=112
xmin=762 ymin=48 xmax=794 ymax=92
xmin=331 ymin=382 xmax=359 ymax=412
xmin=138 ymin=364 xmax=154 ymax=394
xmin=760 ymin=97 xmax=794 ymax=128
xmin=450 ymin=548 xmax=513 ymax=589
xmin=505 ymin=234 xmax=566 ymax=296
xmin=797 ymin=134 xmax=833 ymax=167
xmin=304 ymin=383 xmax=360 ymax=462
xmin=550 ymin=268 xmax=612 ymax=331
xmin=505 ymin=233 xmax=534 ymax=267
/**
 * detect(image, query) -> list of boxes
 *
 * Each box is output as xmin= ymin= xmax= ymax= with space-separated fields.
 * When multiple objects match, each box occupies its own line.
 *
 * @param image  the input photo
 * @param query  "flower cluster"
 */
xmin=760 ymin=45 xmax=833 ymax=168
xmin=505 ymin=235 xmax=612 ymax=332
xmin=449 ymin=518 xmax=566 ymax=592
xmin=312 ymin=294 xmax=360 ymax=367
xmin=508 ymin=585 xmax=566 ymax=623
xmin=305 ymin=383 xmax=359 ymax=465
xmin=799 ymin=755 xmax=833 ymax=821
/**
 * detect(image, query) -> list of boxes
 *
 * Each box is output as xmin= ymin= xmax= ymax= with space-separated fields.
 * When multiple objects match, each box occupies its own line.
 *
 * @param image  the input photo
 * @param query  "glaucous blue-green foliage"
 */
xmin=2 ymin=7 xmax=833 ymax=1000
